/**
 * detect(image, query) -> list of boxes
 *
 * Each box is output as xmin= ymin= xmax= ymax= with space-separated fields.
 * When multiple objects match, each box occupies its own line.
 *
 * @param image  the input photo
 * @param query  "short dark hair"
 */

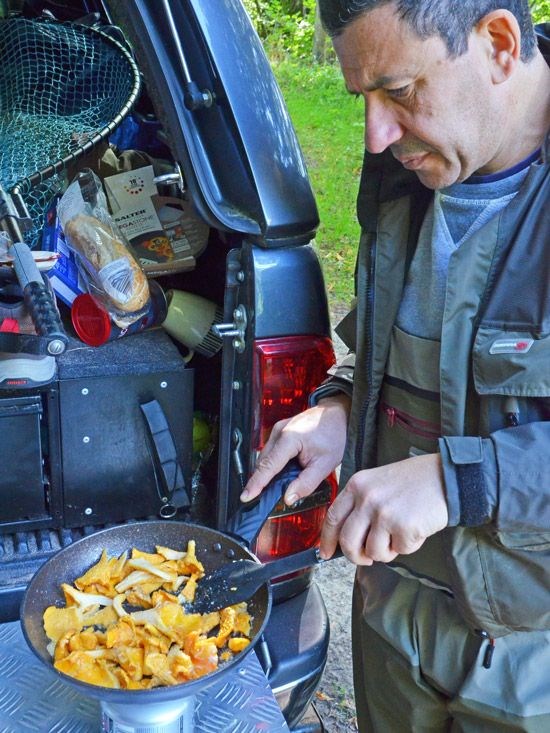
xmin=318 ymin=0 xmax=537 ymax=62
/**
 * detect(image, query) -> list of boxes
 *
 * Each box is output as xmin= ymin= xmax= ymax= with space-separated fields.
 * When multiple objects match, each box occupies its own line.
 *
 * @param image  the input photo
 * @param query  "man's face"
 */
xmin=333 ymin=4 xmax=502 ymax=188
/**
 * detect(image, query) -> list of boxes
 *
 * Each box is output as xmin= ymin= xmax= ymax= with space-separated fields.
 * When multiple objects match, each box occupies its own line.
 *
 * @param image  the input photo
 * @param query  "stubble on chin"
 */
xmin=415 ymin=158 xmax=463 ymax=190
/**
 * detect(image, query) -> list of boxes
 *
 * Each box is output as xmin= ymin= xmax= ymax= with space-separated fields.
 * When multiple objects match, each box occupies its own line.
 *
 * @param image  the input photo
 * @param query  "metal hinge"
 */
xmin=213 ymin=305 xmax=247 ymax=353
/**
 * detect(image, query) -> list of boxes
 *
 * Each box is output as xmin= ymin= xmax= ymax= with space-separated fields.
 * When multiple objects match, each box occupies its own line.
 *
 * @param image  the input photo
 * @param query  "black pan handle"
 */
xmin=247 ymin=543 xmax=344 ymax=582
xmin=225 ymin=459 xmax=302 ymax=545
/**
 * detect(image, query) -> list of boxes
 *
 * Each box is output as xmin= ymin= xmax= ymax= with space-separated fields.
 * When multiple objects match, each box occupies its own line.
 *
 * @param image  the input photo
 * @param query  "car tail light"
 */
xmin=253 ymin=473 xmax=338 ymax=562
xmin=252 ymin=335 xmax=336 ymax=450
xmin=251 ymin=335 xmax=338 ymax=563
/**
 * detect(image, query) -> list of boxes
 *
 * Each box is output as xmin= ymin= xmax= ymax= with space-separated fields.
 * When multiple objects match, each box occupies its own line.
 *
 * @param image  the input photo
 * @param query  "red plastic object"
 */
xmin=71 ymin=294 xmax=111 ymax=346
xmin=0 ymin=318 xmax=20 ymax=333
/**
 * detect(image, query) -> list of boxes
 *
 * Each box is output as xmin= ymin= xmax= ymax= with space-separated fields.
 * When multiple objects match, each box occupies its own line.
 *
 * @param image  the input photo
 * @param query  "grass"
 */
xmin=272 ymin=61 xmax=364 ymax=307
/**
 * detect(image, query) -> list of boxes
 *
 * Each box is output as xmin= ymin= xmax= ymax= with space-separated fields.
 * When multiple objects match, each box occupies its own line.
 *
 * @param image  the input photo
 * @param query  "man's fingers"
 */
xmin=390 ymin=535 xmax=426 ymax=556
xmin=259 ymin=418 xmax=289 ymax=454
xmin=241 ymin=424 xmax=297 ymax=502
xmin=283 ymin=461 xmax=334 ymax=506
xmin=241 ymin=450 xmax=296 ymax=502
xmin=363 ymin=528 xmax=398 ymax=564
xmin=319 ymin=489 xmax=356 ymax=559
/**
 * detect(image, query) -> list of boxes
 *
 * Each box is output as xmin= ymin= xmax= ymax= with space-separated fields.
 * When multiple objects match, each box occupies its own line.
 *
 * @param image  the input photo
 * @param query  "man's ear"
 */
xmin=476 ymin=10 xmax=521 ymax=84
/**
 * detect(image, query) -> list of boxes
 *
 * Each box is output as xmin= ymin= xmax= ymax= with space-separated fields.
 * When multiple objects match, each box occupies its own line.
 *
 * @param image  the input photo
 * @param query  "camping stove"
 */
xmin=0 ymin=621 xmax=290 ymax=732
xmin=101 ymin=696 xmax=194 ymax=733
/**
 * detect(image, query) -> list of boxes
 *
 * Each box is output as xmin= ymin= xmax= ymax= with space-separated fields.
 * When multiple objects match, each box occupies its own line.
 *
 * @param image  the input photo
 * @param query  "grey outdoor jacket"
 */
xmin=316 ymin=27 xmax=550 ymax=638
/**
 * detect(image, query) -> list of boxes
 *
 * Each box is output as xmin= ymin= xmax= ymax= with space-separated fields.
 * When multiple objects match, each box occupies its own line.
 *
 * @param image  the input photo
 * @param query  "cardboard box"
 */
xmin=41 ymin=198 xmax=85 ymax=306
xmin=104 ymin=165 xmax=208 ymax=276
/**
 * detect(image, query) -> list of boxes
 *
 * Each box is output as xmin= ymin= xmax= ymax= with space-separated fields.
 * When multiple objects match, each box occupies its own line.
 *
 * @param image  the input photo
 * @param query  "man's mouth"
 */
xmin=397 ymin=153 xmax=430 ymax=170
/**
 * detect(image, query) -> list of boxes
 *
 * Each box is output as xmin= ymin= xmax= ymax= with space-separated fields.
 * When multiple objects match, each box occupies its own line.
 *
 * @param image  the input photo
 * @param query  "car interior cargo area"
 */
xmin=0 ymin=2 xmax=232 ymax=585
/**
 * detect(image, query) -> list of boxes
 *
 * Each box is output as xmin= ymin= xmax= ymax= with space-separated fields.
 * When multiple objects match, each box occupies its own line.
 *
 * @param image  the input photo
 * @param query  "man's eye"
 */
xmin=387 ymin=85 xmax=411 ymax=99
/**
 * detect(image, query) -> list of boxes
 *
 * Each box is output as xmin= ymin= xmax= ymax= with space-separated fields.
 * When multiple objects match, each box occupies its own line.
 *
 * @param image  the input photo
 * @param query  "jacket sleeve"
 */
xmin=439 ymin=421 xmax=550 ymax=532
xmin=310 ymin=305 xmax=357 ymax=405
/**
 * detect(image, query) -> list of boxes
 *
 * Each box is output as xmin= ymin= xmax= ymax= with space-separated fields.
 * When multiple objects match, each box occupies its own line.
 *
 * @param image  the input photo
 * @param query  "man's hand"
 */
xmin=320 ymin=453 xmax=448 ymax=564
xmin=241 ymin=394 xmax=351 ymax=506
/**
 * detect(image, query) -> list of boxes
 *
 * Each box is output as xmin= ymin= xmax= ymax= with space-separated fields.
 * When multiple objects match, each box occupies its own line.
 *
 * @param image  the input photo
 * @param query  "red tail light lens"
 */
xmin=251 ymin=335 xmax=338 ymax=563
xmin=254 ymin=473 xmax=338 ymax=562
xmin=252 ymin=335 xmax=336 ymax=450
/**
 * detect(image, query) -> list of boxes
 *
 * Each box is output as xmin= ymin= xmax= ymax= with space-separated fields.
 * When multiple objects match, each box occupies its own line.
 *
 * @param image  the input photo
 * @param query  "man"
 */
xmin=242 ymin=1 xmax=550 ymax=730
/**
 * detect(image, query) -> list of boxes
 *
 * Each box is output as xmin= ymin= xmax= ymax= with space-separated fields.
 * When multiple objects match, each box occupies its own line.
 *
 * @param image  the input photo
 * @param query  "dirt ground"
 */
xmin=314 ymin=557 xmax=358 ymax=732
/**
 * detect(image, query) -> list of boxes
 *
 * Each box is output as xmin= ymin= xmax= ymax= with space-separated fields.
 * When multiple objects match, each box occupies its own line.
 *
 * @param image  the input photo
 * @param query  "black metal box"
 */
xmin=57 ymin=329 xmax=193 ymax=527
xmin=0 ymin=395 xmax=48 ymax=524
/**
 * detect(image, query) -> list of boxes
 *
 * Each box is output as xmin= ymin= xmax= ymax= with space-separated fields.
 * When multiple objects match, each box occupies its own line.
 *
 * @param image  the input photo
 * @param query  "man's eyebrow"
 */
xmin=346 ymin=75 xmax=405 ymax=94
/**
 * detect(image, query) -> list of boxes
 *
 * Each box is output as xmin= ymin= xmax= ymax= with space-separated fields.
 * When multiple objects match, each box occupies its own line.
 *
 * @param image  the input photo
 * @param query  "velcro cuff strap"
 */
xmin=455 ymin=463 xmax=491 ymax=527
xmin=442 ymin=437 xmax=489 ymax=527
xmin=442 ymin=436 xmax=483 ymax=465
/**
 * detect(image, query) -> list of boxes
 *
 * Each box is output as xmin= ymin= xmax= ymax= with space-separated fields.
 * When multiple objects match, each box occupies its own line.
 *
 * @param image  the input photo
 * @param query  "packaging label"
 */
xmin=104 ymin=165 xmax=205 ymax=272
xmin=42 ymin=198 xmax=85 ymax=305
xmin=98 ymin=258 xmax=134 ymax=304
xmin=105 ymin=166 xmax=164 ymax=244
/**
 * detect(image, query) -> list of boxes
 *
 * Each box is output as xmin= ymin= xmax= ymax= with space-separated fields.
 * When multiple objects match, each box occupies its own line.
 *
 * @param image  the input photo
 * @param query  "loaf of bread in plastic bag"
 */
xmin=64 ymin=213 xmax=150 ymax=315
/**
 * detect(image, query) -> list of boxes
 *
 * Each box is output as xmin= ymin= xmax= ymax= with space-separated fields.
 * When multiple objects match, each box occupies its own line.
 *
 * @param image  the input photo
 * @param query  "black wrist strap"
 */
xmin=456 ymin=463 xmax=490 ymax=527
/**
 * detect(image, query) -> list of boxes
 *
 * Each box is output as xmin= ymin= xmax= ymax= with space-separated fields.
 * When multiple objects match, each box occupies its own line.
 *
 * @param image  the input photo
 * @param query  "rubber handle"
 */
xmin=140 ymin=399 xmax=190 ymax=512
xmin=22 ymin=281 xmax=68 ymax=355
xmin=225 ymin=459 xmax=302 ymax=545
xmin=11 ymin=242 xmax=68 ymax=355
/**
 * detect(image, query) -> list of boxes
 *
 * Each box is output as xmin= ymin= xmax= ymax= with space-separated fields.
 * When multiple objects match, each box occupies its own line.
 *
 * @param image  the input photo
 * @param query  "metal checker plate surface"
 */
xmin=0 ymin=622 xmax=289 ymax=732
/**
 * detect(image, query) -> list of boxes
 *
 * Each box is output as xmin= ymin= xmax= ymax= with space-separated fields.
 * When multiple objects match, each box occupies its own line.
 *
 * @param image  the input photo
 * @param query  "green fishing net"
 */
xmin=0 ymin=16 xmax=140 ymax=245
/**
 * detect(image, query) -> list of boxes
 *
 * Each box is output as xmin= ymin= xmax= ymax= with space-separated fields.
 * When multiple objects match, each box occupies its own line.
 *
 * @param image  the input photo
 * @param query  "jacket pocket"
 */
xmin=380 ymin=402 xmax=440 ymax=440
xmin=472 ymin=327 xmax=550 ymax=433
xmin=468 ymin=328 xmax=550 ymax=630
xmin=472 ymin=327 xmax=550 ymax=397
xmin=495 ymin=530 xmax=550 ymax=551
xmin=477 ymin=527 xmax=550 ymax=631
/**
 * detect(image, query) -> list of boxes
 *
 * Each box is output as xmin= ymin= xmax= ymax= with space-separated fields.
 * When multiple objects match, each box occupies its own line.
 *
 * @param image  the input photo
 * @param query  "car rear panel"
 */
xmin=109 ymin=0 xmax=319 ymax=244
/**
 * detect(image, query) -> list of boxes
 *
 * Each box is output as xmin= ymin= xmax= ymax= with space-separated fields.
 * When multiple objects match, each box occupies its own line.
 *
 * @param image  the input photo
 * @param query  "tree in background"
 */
xmin=243 ymin=0 xmax=549 ymax=62
xmin=243 ymin=0 xmax=317 ymax=60
xmin=313 ymin=3 xmax=330 ymax=62
xmin=532 ymin=1 xmax=550 ymax=21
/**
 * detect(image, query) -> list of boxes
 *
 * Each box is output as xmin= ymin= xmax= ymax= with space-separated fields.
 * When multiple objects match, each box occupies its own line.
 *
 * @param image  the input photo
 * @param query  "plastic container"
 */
xmin=71 ymin=279 xmax=167 ymax=347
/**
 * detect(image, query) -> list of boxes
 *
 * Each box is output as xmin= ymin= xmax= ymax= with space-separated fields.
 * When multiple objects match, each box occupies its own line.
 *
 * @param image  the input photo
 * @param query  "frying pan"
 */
xmin=20 ymin=463 xmax=301 ymax=705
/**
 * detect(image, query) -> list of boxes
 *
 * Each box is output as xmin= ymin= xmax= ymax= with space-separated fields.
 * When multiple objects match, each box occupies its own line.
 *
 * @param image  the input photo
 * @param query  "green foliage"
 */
xmin=243 ymin=1 xmax=549 ymax=62
xmin=274 ymin=61 xmax=363 ymax=304
xmin=531 ymin=1 xmax=550 ymax=22
xmin=242 ymin=0 xmax=316 ymax=60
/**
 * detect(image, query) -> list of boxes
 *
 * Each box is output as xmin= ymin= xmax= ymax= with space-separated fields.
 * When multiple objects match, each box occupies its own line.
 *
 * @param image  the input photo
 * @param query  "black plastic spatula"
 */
xmin=190 ymin=459 xmax=342 ymax=614
xmin=191 ymin=545 xmax=341 ymax=614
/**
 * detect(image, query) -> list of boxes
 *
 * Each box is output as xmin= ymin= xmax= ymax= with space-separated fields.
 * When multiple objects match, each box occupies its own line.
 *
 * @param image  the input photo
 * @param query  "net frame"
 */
xmin=0 ymin=15 xmax=142 ymax=243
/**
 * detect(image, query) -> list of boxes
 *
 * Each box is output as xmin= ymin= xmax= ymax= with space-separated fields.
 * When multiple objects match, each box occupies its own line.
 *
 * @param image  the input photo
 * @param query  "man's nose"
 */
xmin=364 ymin=94 xmax=404 ymax=153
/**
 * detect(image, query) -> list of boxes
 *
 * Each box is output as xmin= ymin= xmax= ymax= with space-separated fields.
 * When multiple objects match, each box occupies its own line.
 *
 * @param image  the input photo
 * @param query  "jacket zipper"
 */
xmin=355 ymin=231 xmax=377 ymax=469
xmin=472 ymin=398 xmax=519 ymax=668
xmin=380 ymin=402 xmax=441 ymax=440
xmin=476 ymin=629 xmax=496 ymax=669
